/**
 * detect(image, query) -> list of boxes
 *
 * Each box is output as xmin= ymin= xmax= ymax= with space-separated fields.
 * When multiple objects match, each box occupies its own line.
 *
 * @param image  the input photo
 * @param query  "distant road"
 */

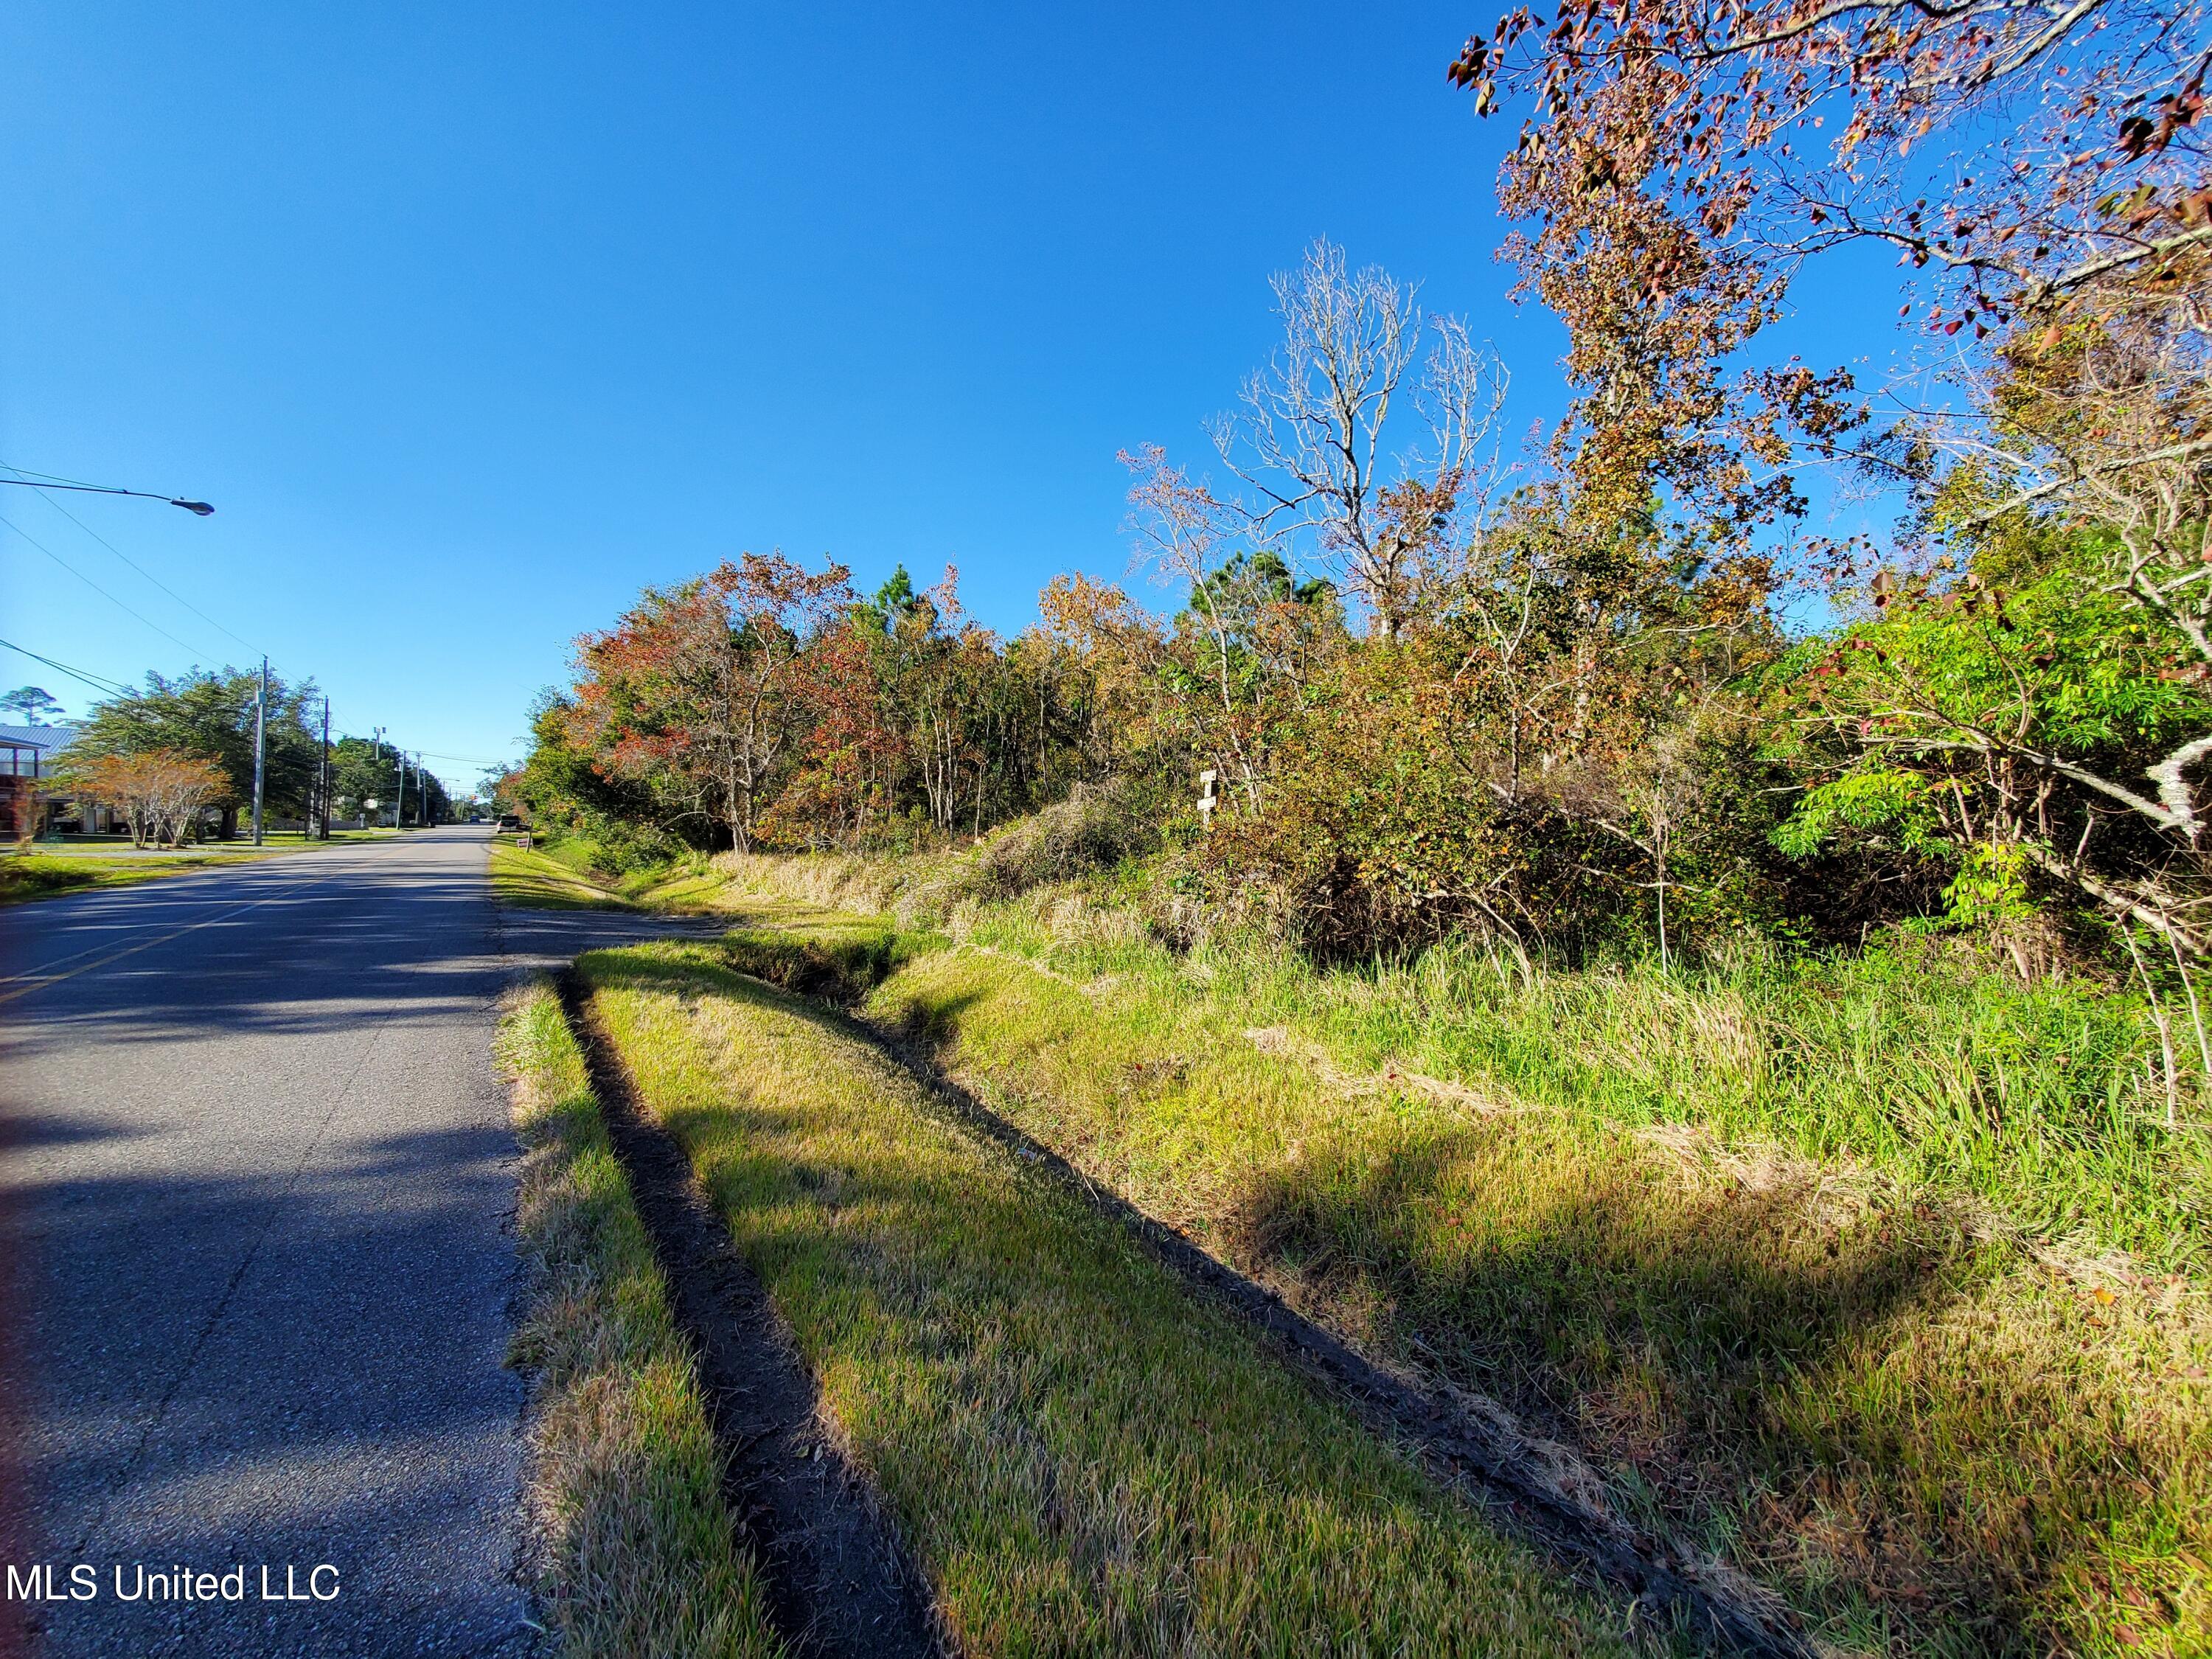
xmin=0 ymin=827 xmax=537 ymax=1658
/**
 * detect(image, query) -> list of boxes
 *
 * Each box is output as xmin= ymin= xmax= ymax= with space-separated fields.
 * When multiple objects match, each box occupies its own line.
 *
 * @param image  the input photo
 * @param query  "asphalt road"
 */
xmin=0 ymin=827 xmax=649 ymax=1658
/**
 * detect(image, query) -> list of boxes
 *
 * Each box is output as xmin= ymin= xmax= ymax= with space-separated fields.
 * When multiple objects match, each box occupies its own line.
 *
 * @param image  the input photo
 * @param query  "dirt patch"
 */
xmin=553 ymin=971 xmax=942 ymax=1659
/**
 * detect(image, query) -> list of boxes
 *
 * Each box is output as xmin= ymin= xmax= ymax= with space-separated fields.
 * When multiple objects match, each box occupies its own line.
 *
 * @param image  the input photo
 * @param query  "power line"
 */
xmin=0 ymin=512 xmax=226 ymax=665
xmin=0 ymin=462 xmax=210 ymax=514
xmin=0 ymin=464 xmax=135 ymax=490
xmin=0 ymin=636 xmax=133 ymax=700
xmin=1 ymin=467 xmax=258 ymax=653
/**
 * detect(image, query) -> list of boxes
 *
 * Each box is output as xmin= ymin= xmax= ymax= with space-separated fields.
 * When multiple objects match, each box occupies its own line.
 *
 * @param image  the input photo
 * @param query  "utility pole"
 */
xmin=318 ymin=698 xmax=331 ymax=841
xmin=251 ymin=655 xmax=268 ymax=846
xmin=371 ymin=727 xmax=385 ymax=831
xmin=397 ymin=749 xmax=408 ymax=830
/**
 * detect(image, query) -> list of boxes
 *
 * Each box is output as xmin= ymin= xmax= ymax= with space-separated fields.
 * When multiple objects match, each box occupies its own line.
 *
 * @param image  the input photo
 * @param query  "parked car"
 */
xmin=497 ymin=814 xmax=521 ymax=830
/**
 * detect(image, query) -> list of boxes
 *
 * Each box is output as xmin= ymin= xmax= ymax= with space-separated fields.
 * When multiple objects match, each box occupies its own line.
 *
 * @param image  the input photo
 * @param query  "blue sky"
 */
xmin=1 ymin=3 xmax=1902 ymax=794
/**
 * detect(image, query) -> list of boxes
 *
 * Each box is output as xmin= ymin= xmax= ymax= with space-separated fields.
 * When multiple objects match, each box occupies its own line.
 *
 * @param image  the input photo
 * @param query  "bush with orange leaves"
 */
xmin=66 ymin=749 xmax=232 ymax=848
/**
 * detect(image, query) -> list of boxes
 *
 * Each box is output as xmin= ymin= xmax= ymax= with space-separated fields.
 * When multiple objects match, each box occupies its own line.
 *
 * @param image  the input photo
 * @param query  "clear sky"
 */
xmin=1 ymin=3 xmax=1900 ymax=795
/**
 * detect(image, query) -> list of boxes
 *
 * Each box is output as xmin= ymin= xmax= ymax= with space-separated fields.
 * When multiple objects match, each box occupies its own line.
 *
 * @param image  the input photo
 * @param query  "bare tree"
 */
xmin=1210 ymin=240 xmax=1510 ymax=641
xmin=1117 ymin=446 xmax=1292 ymax=810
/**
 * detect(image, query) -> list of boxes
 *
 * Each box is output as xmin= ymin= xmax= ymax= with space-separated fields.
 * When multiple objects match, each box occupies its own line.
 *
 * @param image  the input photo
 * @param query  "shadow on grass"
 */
xmin=592 ymin=935 xmax=2211 ymax=1655
xmin=580 ymin=942 xmax=1831 ymax=1656
xmin=490 ymin=849 xmax=630 ymax=911
xmin=1233 ymin=1123 xmax=2196 ymax=1655
xmin=718 ymin=919 xmax=942 ymax=1004
xmin=572 ymin=944 xmax=1656 ymax=1659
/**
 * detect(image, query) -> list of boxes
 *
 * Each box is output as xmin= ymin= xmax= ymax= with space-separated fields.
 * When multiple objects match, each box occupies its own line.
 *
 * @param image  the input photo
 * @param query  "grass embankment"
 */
xmin=579 ymin=940 xmax=1635 ymax=1658
xmin=699 ymin=848 xmax=2212 ymax=1658
xmin=490 ymin=834 xmax=734 ymax=913
xmin=495 ymin=982 xmax=784 ymax=1659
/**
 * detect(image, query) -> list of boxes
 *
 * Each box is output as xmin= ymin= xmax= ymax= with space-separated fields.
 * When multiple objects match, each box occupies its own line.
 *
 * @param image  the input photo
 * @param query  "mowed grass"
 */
xmin=580 ymin=940 xmax=1638 ymax=1659
xmin=695 ymin=863 xmax=2212 ymax=1659
xmin=490 ymin=835 xmax=737 ymax=913
xmin=0 ymin=846 xmax=299 ymax=904
xmin=490 ymin=841 xmax=632 ymax=910
xmin=495 ymin=982 xmax=785 ymax=1659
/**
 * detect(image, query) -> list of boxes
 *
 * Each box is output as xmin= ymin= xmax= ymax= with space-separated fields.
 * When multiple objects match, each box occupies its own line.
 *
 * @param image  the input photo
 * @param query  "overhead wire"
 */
xmin=1 ymin=479 xmax=498 ymax=779
xmin=1 ymin=465 xmax=259 ymax=653
xmin=0 ymin=464 xmax=138 ymax=490
xmin=0 ymin=512 xmax=226 ymax=665
xmin=0 ymin=636 xmax=133 ymax=700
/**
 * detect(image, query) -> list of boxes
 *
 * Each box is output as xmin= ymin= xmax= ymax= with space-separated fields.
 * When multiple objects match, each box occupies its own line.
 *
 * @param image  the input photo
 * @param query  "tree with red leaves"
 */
xmin=568 ymin=552 xmax=853 ymax=852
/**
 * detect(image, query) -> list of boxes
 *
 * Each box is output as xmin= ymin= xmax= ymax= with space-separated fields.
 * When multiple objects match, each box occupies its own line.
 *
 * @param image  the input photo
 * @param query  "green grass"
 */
xmin=580 ymin=941 xmax=1637 ymax=1658
xmin=0 ymin=847 xmax=299 ymax=904
xmin=696 ymin=855 xmax=2212 ymax=1658
xmin=719 ymin=901 xmax=942 ymax=1000
xmin=490 ymin=841 xmax=635 ymax=910
xmin=1259 ymin=941 xmax=2208 ymax=1267
xmin=490 ymin=833 xmax=738 ymax=913
xmin=495 ymin=982 xmax=785 ymax=1659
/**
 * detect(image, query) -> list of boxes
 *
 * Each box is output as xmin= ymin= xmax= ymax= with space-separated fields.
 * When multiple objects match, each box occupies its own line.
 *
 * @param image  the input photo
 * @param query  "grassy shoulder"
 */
xmin=490 ymin=832 xmax=740 ymax=913
xmin=0 ymin=838 xmax=358 ymax=905
xmin=0 ymin=827 xmax=416 ymax=911
xmin=490 ymin=841 xmax=633 ymax=910
xmin=703 ymin=853 xmax=2212 ymax=1658
xmin=495 ymin=982 xmax=784 ymax=1659
xmin=579 ymin=940 xmax=1634 ymax=1658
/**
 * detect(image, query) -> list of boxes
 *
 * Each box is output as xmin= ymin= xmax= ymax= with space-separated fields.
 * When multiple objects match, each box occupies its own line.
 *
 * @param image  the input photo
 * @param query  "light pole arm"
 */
xmin=0 ymin=478 xmax=213 ymax=515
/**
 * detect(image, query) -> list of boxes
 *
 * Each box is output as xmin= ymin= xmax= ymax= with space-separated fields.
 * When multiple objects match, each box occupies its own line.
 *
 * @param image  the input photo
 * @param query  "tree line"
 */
xmin=519 ymin=0 xmax=2210 ymax=973
xmin=46 ymin=667 xmax=453 ymax=844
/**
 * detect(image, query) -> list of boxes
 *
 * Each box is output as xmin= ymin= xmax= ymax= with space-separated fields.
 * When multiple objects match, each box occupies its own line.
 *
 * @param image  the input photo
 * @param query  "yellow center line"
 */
xmin=0 ymin=865 xmax=361 ymax=1009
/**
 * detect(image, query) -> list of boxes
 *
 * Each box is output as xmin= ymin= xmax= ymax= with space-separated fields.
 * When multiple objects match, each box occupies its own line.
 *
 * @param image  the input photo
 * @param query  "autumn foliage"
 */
xmin=524 ymin=0 xmax=2212 ymax=970
xmin=567 ymin=553 xmax=853 ymax=852
xmin=487 ymin=21 xmax=2212 ymax=1656
xmin=68 ymin=749 xmax=232 ymax=849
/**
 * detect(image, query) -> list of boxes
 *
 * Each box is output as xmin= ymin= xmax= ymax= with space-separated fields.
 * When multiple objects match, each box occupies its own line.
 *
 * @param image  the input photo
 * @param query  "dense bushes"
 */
xmin=960 ymin=781 xmax=1154 ymax=899
xmin=514 ymin=254 xmax=2209 ymax=1007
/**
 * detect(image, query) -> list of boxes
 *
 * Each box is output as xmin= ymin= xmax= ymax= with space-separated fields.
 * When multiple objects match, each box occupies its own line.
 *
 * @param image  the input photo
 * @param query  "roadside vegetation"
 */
xmin=488 ymin=832 xmax=733 ymax=913
xmin=488 ymin=3 xmax=2212 ymax=1652
xmin=577 ymin=940 xmax=1637 ymax=1658
xmin=495 ymin=981 xmax=784 ymax=1659
xmin=10 ymin=662 xmax=469 ymax=851
xmin=679 ymin=850 xmax=2212 ymax=1657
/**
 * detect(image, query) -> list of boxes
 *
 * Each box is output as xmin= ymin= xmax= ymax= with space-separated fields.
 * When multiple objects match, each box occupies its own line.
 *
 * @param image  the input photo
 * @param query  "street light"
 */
xmin=0 ymin=477 xmax=213 ymax=515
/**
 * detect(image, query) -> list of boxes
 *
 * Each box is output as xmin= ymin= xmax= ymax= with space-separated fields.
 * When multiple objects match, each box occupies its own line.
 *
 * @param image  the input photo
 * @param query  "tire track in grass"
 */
xmin=500 ymin=981 xmax=783 ymax=1658
xmin=587 ymin=945 xmax=1640 ymax=1658
xmin=552 ymin=970 xmax=942 ymax=1659
xmin=716 ymin=925 xmax=1820 ymax=1658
